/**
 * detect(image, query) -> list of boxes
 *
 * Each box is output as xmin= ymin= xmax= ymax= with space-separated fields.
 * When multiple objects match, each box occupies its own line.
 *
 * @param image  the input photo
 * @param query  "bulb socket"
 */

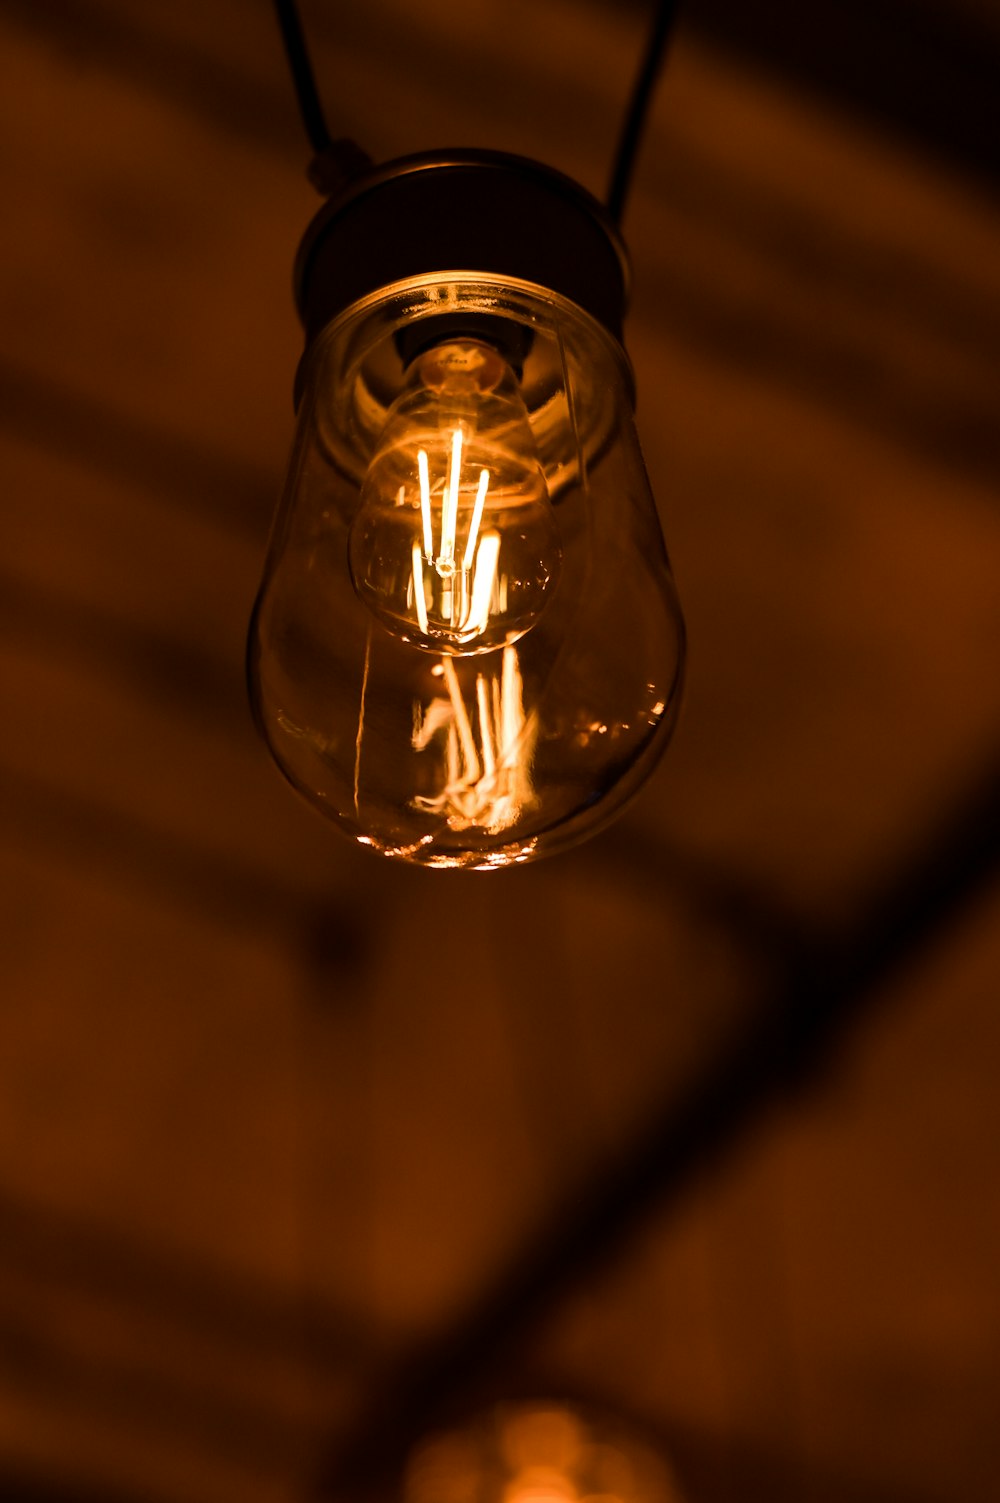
xmin=393 ymin=312 xmax=534 ymax=380
xmin=294 ymin=151 xmax=630 ymax=354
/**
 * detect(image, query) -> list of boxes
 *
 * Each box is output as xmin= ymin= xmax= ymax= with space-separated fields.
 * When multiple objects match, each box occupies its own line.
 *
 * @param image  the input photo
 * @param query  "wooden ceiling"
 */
xmin=0 ymin=2 xmax=998 ymax=1501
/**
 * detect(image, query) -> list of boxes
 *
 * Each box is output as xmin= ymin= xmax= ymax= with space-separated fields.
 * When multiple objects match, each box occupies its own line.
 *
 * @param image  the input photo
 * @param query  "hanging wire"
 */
xmin=272 ymin=0 xmax=333 ymax=155
xmin=272 ymin=0 xmax=678 ymax=210
xmin=271 ymin=0 xmax=371 ymax=195
xmin=606 ymin=0 xmax=682 ymax=226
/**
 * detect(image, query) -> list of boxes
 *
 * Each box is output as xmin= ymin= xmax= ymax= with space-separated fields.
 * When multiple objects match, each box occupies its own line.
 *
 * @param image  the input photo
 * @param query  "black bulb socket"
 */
xmin=293 ymin=150 xmax=630 ymax=403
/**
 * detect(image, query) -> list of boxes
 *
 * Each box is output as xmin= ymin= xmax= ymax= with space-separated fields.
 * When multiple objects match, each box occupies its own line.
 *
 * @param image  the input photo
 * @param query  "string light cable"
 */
xmin=271 ymin=0 xmax=682 ymax=220
xmin=606 ymin=0 xmax=682 ymax=225
xmin=271 ymin=0 xmax=371 ymax=194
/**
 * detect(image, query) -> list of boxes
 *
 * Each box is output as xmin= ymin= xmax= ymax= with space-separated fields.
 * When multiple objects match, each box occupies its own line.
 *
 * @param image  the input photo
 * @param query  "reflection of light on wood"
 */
xmin=412 ymin=645 xmax=537 ymax=832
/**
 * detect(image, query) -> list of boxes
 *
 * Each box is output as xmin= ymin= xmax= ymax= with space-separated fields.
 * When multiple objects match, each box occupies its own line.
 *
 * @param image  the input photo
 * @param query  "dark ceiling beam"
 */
xmin=0 ymin=1185 xmax=368 ymax=1372
xmin=0 ymin=1306 xmax=302 ymax=1479
xmin=0 ymin=363 xmax=276 ymax=537
xmin=635 ymin=242 xmax=1000 ymax=497
xmin=0 ymin=570 xmax=243 ymax=733
xmin=313 ymin=752 xmax=1000 ymax=1501
xmin=0 ymin=767 xmax=363 ymax=977
xmin=681 ymin=0 xmax=1000 ymax=190
xmin=0 ymin=1470 xmax=149 ymax=1503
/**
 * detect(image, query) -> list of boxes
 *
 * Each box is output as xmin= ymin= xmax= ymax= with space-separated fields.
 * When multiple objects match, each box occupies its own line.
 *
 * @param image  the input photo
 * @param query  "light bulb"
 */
xmin=248 ymin=152 xmax=685 ymax=868
xmin=402 ymin=1400 xmax=687 ymax=1503
xmin=349 ymin=339 xmax=560 ymax=653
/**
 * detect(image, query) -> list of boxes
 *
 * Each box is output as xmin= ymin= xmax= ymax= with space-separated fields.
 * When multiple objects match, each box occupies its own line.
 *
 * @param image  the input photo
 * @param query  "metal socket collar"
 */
xmin=293 ymin=150 xmax=631 ymax=350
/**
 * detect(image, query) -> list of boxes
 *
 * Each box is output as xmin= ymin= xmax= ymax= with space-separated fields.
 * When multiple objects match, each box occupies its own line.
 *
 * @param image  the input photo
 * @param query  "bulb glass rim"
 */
xmin=299 ymin=269 xmax=636 ymax=408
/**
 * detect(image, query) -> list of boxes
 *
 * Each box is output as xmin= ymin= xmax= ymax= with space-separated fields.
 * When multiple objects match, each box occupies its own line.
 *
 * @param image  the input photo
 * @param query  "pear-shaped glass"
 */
xmin=248 ymin=274 xmax=684 ymax=868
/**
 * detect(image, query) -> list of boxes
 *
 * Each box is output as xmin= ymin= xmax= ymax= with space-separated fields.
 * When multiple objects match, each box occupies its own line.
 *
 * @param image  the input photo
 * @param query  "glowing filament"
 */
xmin=462 ymin=469 xmax=491 ymax=569
xmin=440 ymin=428 xmax=463 ymax=567
xmin=410 ymin=433 xmax=497 ymax=641
xmin=417 ymin=450 xmax=433 ymax=558
xmin=467 ymin=532 xmax=500 ymax=637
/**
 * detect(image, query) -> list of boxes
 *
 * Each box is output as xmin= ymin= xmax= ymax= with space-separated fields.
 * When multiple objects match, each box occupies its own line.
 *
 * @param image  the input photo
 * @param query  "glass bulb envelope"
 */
xmin=249 ymin=269 xmax=684 ymax=869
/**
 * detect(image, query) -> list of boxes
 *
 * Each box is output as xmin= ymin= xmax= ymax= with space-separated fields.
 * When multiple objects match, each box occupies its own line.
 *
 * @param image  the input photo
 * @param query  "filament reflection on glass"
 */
xmin=412 ymin=645 xmax=537 ymax=833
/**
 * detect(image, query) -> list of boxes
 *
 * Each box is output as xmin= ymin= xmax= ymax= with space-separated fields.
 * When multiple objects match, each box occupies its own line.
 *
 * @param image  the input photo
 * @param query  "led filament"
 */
xmin=411 ymin=435 xmax=496 ymax=641
xmin=349 ymin=340 xmax=559 ymax=654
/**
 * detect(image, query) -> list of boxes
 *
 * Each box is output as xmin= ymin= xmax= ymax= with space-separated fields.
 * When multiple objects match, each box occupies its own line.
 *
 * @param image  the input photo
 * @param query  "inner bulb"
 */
xmin=349 ymin=339 xmax=560 ymax=655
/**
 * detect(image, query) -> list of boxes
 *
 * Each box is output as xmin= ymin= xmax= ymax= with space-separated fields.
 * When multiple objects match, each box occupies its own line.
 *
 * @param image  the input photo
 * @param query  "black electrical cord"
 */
xmin=273 ymin=0 xmax=679 ymax=217
xmin=271 ymin=0 xmax=371 ymax=194
xmin=272 ymin=0 xmax=332 ymax=156
xmin=607 ymin=0 xmax=682 ymax=225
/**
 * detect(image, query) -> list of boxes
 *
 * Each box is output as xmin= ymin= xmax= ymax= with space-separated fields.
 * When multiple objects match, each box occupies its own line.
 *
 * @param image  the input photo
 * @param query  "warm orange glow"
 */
xmin=408 ymin=429 xmax=500 ymax=639
xmin=412 ymin=645 xmax=537 ymax=831
xmin=404 ymin=1403 xmax=685 ymax=1503
xmin=351 ymin=338 xmax=562 ymax=658
xmin=503 ymin=1473 xmax=579 ymax=1503
xmin=500 ymin=1406 xmax=585 ymax=1473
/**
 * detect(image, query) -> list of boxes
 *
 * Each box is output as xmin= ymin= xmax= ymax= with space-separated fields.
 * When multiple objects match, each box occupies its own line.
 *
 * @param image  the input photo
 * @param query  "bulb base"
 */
xmin=393 ymin=312 xmax=534 ymax=380
xmin=294 ymin=151 xmax=630 ymax=356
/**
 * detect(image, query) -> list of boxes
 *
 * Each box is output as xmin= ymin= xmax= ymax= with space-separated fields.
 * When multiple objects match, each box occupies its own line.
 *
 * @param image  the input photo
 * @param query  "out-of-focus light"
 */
xmin=403 ymin=1400 xmax=687 ymax=1503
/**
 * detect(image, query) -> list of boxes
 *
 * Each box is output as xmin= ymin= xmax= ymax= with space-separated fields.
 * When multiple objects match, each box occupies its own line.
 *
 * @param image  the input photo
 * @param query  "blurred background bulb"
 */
xmin=349 ymin=340 xmax=560 ymax=654
xmin=403 ymin=1400 xmax=688 ymax=1503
